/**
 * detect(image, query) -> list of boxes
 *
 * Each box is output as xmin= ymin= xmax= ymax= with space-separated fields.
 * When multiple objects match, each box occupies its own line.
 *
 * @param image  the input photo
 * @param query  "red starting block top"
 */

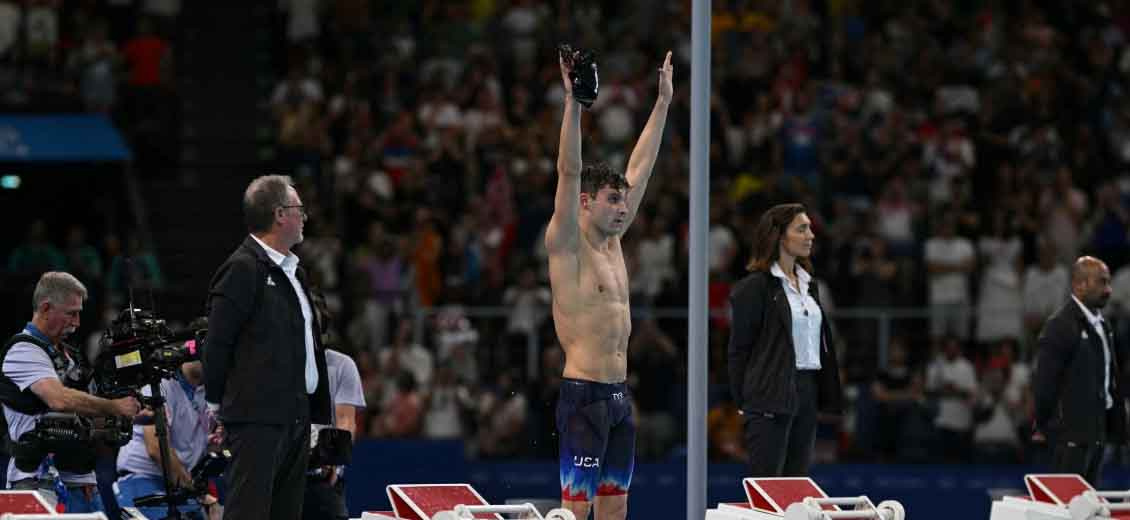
xmin=0 ymin=490 xmax=55 ymax=515
xmin=386 ymin=483 xmax=502 ymax=520
xmin=1025 ymin=474 xmax=1093 ymax=506
xmin=743 ymin=477 xmax=839 ymax=516
xmin=1025 ymin=474 xmax=1130 ymax=519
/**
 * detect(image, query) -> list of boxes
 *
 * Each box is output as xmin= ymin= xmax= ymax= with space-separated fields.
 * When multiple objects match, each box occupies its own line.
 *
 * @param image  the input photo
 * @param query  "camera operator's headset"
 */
xmin=0 ymin=332 xmax=98 ymax=474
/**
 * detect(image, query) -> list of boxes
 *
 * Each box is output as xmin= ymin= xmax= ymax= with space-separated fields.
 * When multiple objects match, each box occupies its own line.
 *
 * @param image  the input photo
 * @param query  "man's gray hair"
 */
xmin=243 ymin=175 xmax=294 ymax=233
xmin=32 ymin=272 xmax=88 ymax=312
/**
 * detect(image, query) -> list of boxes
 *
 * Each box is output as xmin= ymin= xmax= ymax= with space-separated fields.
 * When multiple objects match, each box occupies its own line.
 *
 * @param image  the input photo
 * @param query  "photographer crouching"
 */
xmin=114 ymin=357 xmax=221 ymax=519
xmin=1 ymin=272 xmax=141 ymax=510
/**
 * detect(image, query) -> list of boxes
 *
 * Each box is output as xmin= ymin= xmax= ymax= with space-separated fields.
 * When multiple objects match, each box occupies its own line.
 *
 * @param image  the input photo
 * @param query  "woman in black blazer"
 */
xmin=727 ymin=203 xmax=843 ymax=477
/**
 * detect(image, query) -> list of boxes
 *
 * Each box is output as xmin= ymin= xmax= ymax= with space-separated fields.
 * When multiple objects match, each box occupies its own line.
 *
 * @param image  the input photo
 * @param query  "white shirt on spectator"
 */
xmin=417 ymin=100 xmax=462 ymax=130
xmin=24 ymin=4 xmax=57 ymax=52
xmin=1023 ymin=263 xmax=1069 ymax=320
xmin=282 ymin=0 xmax=319 ymax=42
xmin=973 ymin=399 xmax=1018 ymax=446
xmin=142 ymin=0 xmax=181 ymax=17
xmin=423 ymin=384 xmax=470 ymax=439
xmin=975 ymin=235 xmax=1023 ymax=342
xmin=924 ymin=236 xmax=975 ymax=304
xmin=271 ymin=78 xmax=323 ymax=108
xmin=709 ymin=225 xmax=737 ymax=273
xmin=503 ymin=285 xmax=551 ymax=335
xmin=636 ymin=233 xmax=675 ymax=298
xmin=876 ymin=202 xmax=914 ymax=244
xmin=1110 ymin=264 xmax=1130 ymax=319
xmin=926 ymin=354 xmax=978 ymax=431
xmin=0 ymin=3 xmax=21 ymax=57
xmin=378 ymin=343 xmax=434 ymax=391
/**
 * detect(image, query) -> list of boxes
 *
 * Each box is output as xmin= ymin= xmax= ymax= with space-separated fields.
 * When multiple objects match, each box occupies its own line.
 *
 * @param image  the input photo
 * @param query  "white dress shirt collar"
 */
xmin=250 ymin=234 xmax=299 ymax=272
xmin=770 ymin=261 xmax=812 ymax=289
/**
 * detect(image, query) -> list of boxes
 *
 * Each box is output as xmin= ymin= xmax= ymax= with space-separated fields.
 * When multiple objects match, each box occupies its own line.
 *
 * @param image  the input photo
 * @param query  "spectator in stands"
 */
xmin=1039 ymin=167 xmax=1088 ymax=265
xmin=121 ymin=17 xmax=170 ymax=90
xmin=870 ymin=337 xmax=926 ymax=462
xmin=475 ymin=370 xmax=528 ymax=458
xmin=62 ymin=225 xmax=102 ymax=290
xmin=708 ymin=399 xmax=746 ymax=463
xmin=271 ymin=62 xmax=323 ymax=119
xmin=66 ymin=19 xmax=119 ymax=113
xmin=924 ymin=214 xmax=976 ymax=342
xmin=628 ymin=317 xmax=679 ymax=460
xmin=24 ymin=0 xmax=59 ymax=75
xmin=1085 ymin=180 xmax=1130 ymax=268
xmin=421 ymin=363 xmax=473 ymax=440
xmin=9 ymin=220 xmax=65 ymax=277
xmin=0 ymin=1 xmax=20 ymax=62
xmin=1110 ymin=261 xmax=1130 ymax=350
xmin=348 ymin=223 xmax=403 ymax=355
xmin=974 ymin=210 xmax=1023 ymax=348
xmin=409 ymin=208 xmax=443 ymax=308
xmin=371 ymin=371 xmax=422 ymax=438
xmin=972 ymin=367 xmax=1021 ymax=463
xmin=1023 ymin=239 xmax=1069 ymax=344
xmin=107 ymin=234 xmax=164 ymax=297
xmin=926 ymin=335 xmax=978 ymax=462
xmin=377 ymin=320 xmax=433 ymax=393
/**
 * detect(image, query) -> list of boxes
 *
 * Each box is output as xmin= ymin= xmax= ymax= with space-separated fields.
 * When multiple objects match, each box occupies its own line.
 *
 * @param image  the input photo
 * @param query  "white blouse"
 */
xmin=770 ymin=262 xmax=823 ymax=370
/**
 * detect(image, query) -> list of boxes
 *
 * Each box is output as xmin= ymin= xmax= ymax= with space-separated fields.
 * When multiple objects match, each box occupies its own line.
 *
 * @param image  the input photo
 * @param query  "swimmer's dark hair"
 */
xmin=580 ymin=162 xmax=630 ymax=197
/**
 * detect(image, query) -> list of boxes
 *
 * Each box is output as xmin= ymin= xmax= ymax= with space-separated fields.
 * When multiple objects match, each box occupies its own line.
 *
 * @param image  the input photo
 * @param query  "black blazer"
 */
xmin=727 ymin=270 xmax=843 ymax=416
xmin=1034 ymin=298 xmax=1127 ymax=443
xmin=202 ymin=236 xmax=332 ymax=426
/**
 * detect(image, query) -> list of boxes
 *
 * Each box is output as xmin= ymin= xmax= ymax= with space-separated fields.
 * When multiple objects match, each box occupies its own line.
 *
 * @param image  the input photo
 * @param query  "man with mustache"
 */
xmin=0 ymin=271 xmax=140 ymax=510
xmin=1033 ymin=256 xmax=1126 ymax=485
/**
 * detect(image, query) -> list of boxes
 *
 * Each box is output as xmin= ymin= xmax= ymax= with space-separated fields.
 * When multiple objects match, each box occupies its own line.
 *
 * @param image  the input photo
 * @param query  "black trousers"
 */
xmin=1051 ymin=406 xmax=1112 ymax=486
xmin=743 ymin=371 xmax=819 ymax=477
xmin=302 ymin=476 xmax=348 ymax=520
xmin=223 ymin=420 xmax=311 ymax=520
xmin=1053 ymin=441 xmax=1106 ymax=486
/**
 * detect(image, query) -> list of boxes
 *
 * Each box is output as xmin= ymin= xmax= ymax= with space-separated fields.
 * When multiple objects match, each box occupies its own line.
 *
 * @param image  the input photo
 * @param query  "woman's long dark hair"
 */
xmin=745 ymin=203 xmax=814 ymax=274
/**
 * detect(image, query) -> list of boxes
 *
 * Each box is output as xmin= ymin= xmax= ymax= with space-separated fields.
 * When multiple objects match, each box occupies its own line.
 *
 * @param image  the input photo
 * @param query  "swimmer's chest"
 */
xmin=576 ymin=240 xmax=629 ymax=301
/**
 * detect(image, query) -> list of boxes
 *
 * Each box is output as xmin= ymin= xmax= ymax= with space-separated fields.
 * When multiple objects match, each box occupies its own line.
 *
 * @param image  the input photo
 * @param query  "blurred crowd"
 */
xmin=10 ymin=0 xmax=1130 ymax=465
xmin=0 ymin=0 xmax=177 ymax=117
xmin=259 ymin=0 xmax=1130 ymax=463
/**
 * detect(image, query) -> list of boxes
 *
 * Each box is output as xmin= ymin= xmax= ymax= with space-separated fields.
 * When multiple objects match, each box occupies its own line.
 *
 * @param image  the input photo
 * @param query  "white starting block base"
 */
xmin=0 ymin=490 xmax=108 ymax=519
xmin=989 ymin=474 xmax=1130 ymax=520
xmin=705 ymin=478 xmax=905 ymax=520
xmin=360 ymin=484 xmax=573 ymax=520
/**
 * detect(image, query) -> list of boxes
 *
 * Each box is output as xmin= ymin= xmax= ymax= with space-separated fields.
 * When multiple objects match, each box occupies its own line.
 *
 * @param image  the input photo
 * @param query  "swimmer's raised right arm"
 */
xmin=546 ymin=55 xmax=582 ymax=255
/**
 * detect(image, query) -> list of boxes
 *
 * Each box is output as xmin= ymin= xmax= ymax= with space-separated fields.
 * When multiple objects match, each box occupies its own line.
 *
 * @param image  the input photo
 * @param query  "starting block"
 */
xmin=705 ymin=478 xmax=905 ymax=520
xmin=991 ymin=474 xmax=1130 ymax=520
xmin=0 ymin=490 xmax=107 ymax=519
xmin=365 ymin=484 xmax=574 ymax=520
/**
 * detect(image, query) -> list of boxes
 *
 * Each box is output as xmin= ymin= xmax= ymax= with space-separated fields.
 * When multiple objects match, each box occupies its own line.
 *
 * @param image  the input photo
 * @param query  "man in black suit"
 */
xmin=203 ymin=175 xmax=332 ymax=519
xmin=1033 ymin=256 xmax=1125 ymax=485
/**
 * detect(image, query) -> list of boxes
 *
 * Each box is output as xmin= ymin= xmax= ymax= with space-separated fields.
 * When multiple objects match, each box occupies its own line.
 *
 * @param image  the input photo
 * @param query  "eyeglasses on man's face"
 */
xmin=279 ymin=204 xmax=307 ymax=219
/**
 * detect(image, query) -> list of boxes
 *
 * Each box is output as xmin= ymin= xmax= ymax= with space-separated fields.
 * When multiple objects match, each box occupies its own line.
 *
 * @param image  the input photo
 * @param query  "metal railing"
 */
xmin=399 ymin=305 xmax=962 ymax=380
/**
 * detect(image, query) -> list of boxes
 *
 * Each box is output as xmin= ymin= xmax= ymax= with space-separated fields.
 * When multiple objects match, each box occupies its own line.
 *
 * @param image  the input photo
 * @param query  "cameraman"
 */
xmin=304 ymin=290 xmax=365 ymax=520
xmin=114 ymin=358 xmax=217 ymax=519
xmin=1 ymin=272 xmax=141 ymax=510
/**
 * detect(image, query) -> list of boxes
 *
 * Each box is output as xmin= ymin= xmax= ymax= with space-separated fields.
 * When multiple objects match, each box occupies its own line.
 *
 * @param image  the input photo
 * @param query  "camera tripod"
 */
xmin=129 ymin=378 xmax=196 ymax=520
